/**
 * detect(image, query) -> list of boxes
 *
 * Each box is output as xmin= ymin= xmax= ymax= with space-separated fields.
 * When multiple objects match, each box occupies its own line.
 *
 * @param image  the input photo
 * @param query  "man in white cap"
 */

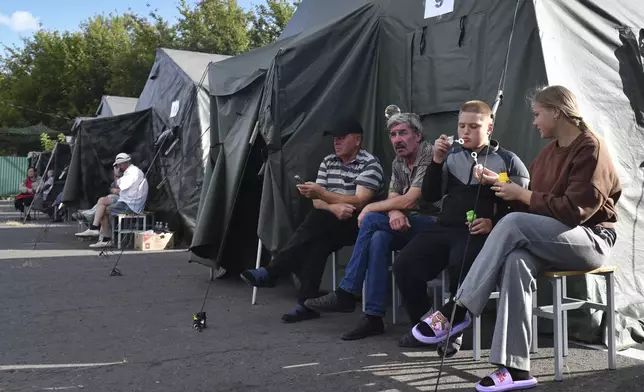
xmin=76 ymin=152 xmax=148 ymax=248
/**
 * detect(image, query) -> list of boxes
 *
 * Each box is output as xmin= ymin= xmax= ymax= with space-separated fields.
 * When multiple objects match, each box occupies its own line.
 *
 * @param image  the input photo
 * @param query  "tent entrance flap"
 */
xmin=189 ymin=81 xmax=264 ymax=267
xmin=217 ymin=137 xmax=268 ymax=274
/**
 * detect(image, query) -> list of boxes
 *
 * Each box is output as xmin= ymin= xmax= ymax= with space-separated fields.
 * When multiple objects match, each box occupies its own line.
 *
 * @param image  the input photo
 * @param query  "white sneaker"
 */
xmin=75 ymin=229 xmax=100 ymax=237
xmin=89 ymin=239 xmax=112 ymax=248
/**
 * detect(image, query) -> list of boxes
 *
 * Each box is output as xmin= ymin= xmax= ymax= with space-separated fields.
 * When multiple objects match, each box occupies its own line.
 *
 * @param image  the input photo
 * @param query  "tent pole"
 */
xmin=24 ymin=142 xmax=57 ymax=223
xmin=249 ymin=121 xmax=260 ymax=146
xmin=249 ymin=120 xmax=263 ymax=304
xmin=251 ymin=238 xmax=263 ymax=305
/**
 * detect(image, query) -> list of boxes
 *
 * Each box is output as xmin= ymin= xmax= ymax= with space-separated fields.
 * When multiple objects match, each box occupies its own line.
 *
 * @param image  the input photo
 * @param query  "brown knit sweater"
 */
xmin=527 ymin=131 xmax=622 ymax=229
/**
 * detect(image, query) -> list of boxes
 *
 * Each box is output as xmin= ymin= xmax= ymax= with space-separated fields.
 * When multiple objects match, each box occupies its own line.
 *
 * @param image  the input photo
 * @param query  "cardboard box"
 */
xmin=134 ymin=231 xmax=174 ymax=251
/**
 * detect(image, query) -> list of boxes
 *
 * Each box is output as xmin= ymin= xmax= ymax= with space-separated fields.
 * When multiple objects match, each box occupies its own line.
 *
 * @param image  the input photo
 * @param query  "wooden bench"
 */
xmin=472 ymin=266 xmax=617 ymax=382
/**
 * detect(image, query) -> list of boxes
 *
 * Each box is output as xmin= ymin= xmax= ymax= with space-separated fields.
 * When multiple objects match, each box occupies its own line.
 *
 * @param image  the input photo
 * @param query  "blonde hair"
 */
xmin=460 ymin=100 xmax=493 ymax=119
xmin=531 ymin=85 xmax=591 ymax=132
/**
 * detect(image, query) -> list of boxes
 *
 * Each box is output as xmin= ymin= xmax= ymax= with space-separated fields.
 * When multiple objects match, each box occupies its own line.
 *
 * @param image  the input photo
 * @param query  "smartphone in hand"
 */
xmin=294 ymin=175 xmax=305 ymax=185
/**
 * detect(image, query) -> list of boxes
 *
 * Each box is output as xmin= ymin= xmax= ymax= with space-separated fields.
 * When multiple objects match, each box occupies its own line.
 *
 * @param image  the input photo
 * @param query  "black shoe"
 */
xmin=436 ymin=332 xmax=463 ymax=358
xmin=342 ymin=316 xmax=385 ymax=341
xmin=240 ymin=268 xmax=276 ymax=288
xmin=304 ymin=290 xmax=356 ymax=313
xmin=281 ymin=304 xmax=320 ymax=323
xmin=398 ymin=331 xmax=431 ymax=348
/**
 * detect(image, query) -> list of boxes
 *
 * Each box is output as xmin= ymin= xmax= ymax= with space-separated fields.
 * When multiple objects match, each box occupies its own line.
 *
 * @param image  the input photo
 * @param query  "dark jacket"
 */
xmin=421 ymin=140 xmax=530 ymax=227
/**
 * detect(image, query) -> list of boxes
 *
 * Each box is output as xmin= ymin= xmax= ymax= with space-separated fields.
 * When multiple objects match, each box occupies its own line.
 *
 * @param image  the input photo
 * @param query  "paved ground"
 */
xmin=1 ymin=201 xmax=644 ymax=391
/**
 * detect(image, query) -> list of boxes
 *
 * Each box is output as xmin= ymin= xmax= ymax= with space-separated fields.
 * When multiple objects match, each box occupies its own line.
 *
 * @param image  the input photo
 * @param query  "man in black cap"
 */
xmin=241 ymin=117 xmax=385 ymax=323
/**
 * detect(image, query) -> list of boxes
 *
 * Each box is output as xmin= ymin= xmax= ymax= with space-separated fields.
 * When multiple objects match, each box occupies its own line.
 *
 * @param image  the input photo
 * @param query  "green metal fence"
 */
xmin=0 ymin=156 xmax=28 ymax=197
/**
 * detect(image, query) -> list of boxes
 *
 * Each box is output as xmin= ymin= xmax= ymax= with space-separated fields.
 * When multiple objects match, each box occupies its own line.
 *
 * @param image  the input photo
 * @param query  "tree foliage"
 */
xmin=176 ymin=0 xmax=250 ymax=55
xmin=40 ymin=132 xmax=65 ymax=152
xmin=0 ymin=0 xmax=298 ymax=132
xmin=248 ymin=0 xmax=299 ymax=48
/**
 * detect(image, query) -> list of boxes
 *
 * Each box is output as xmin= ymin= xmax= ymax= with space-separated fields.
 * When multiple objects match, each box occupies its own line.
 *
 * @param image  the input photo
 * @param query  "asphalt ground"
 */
xmin=1 ymin=201 xmax=643 ymax=392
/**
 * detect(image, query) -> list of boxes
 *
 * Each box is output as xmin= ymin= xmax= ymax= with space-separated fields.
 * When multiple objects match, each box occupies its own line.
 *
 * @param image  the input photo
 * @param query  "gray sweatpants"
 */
xmin=456 ymin=212 xmax=613 ymax=371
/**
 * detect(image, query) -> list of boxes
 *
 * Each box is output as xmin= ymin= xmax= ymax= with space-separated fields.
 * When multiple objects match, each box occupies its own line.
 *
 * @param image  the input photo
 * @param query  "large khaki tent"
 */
xmin=190 ymin=0 xmax=644 ymax=348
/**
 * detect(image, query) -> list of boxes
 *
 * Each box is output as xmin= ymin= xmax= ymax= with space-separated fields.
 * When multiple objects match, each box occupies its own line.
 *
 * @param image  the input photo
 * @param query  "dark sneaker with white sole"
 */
xmin=436 ymin=332 xmax=463 ymax=358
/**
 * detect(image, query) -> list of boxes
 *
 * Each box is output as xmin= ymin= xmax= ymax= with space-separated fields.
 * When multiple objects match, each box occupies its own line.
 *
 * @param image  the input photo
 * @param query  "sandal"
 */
xmin=411 ymin=310 xmax=471 ymax=345
xmin=475 ymin=368 xmax=538 ymax=391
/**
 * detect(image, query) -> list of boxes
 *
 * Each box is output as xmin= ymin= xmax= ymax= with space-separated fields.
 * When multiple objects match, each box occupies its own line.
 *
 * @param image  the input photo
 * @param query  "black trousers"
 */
xmin=393 ymin=224 xmax=488 ymax=324
xmin=266 ymin=209 xmax=359 ymax=301
xmin=14 ymin=197 xmax=33 ymax=213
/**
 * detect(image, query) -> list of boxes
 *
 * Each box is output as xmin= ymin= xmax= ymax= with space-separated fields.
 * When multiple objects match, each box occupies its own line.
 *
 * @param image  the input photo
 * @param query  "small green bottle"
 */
xmin=466 ymin=210 xmax=477 ymax=224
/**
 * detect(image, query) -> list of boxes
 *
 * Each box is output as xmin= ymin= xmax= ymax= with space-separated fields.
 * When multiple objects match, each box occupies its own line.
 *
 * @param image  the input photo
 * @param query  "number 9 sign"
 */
xmin=425 ymin=0 xmax=453 ymax=19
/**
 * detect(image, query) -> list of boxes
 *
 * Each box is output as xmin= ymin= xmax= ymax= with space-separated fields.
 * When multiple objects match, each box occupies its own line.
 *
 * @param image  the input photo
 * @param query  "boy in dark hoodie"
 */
xmin=394 ymin=100 xmax=530 ymax=351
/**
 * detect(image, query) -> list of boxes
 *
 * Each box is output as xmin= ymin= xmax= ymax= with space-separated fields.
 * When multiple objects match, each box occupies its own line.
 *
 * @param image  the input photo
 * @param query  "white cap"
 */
xmin=113 ymin=152 xmax=131 ymax=166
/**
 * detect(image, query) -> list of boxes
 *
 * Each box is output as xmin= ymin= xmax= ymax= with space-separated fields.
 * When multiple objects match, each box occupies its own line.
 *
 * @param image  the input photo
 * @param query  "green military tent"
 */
xmin=191 ymin=0 xmax=644 ymax=349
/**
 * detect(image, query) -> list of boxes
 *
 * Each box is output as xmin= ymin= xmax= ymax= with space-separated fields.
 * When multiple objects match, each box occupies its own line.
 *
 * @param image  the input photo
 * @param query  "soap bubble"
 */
xmin=385 ymin=105 xmax=401 ymax=119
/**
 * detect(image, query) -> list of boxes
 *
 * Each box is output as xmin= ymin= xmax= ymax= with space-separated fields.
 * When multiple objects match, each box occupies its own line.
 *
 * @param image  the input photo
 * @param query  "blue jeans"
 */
xmin=339 ymin=212 xmax=438 ymax=317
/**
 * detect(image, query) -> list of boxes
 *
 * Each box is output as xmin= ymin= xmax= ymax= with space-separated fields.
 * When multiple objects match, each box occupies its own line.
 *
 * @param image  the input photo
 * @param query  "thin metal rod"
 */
xmin=251 ymin=238 xmax=263 ymax=305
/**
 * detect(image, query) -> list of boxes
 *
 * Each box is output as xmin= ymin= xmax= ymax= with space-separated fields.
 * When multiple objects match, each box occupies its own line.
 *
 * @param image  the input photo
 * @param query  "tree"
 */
xmin=176 ymin=0 xmax=250 ymax=55
xmin=0 ymin=0 xmax=297 ymax=130
xmin=0 ymin=11 xmax=176 ymax=130
xmin=107 ymin=11 xmax=178 ymax=96
xmin=248 ymin=0 xmax=299 ymax=49
xmin=39 ymin=132 xmax=65 ymax=151
xmin=1 ymin=30 xmax=88 ymax=130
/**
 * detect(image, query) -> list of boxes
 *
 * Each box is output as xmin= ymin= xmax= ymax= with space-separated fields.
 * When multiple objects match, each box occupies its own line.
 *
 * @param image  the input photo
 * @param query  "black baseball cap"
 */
xmin=323 ymin=117 xmax=364 ymax=137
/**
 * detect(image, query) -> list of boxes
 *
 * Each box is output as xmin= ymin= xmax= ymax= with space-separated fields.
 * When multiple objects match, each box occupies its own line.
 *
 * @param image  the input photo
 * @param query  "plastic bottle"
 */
xmin=466 ymin=209 xmax=477 ymax=224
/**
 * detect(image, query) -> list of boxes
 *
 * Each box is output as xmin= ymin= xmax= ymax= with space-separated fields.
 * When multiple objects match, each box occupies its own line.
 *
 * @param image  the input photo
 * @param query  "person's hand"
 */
xmin=491 ymin=181 xmax=526 ymax=201
xmin=467 ymin=218 xmax=493 ymax=235
xmin=433 ymin=134 xmax=451 ymax=163
xmin=330 ymin=203 xmax=356 ymax=221
xmin=388 ymin=210 xmax=410 ymax=232
xmin=474 ymin=166 xmax=499 ymax=185
xmin=357 ymin=204 xmax=374 ymax=227
xmin=296 ymin=182 xmax=325 ymax=199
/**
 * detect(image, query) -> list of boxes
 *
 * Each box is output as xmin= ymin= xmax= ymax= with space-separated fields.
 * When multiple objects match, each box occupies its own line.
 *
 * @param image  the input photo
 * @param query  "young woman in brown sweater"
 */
xmin=409 ymin=85 xmax=622 ymax=391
